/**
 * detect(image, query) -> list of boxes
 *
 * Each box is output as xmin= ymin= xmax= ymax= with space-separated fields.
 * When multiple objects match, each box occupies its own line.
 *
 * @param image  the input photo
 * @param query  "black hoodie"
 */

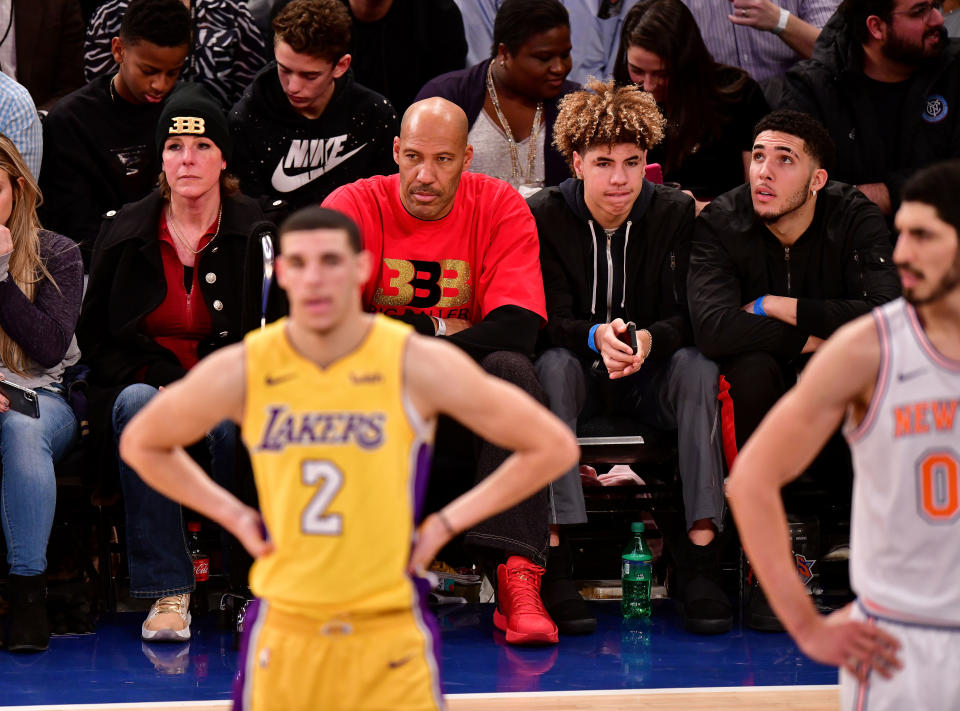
xmin=40 ymin=75 xmax=166 ymax=268
xmin=228 ymin=63 xmax=399 ymax=214
xmin=528 ymin=178 xmax=694 ymax=363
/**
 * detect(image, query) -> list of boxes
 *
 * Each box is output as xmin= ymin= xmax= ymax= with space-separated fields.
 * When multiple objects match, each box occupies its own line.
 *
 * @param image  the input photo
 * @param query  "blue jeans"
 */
xmin=1 ymin=388 xmax=79 ymax=576
xmin=113 ymin=383 xmax=236 ymax=598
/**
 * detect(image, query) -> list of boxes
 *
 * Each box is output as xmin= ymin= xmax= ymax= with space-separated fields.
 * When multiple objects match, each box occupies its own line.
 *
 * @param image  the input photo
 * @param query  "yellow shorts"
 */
xmin=234 ymin=600 xmax=445 ymax=711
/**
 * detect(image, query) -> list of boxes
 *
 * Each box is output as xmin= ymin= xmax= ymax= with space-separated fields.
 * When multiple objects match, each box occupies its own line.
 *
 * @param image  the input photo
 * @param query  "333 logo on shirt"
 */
xmin=373 ymin=258 xmax=473 ymax=309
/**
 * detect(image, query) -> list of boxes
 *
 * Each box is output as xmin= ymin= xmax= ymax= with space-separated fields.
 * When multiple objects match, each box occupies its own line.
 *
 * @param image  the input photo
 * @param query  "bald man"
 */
xmin=323 ymin=98 xmax=593 ymax=645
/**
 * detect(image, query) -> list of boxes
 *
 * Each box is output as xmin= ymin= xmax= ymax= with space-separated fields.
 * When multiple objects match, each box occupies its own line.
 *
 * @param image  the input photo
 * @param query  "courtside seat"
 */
xmin=571 ymin=415 xmax=683 ymax=582
xmin=576 ymin=415 xmax=675 ymax=466
xmin=575 ymin=414 xmax=680 ymax=516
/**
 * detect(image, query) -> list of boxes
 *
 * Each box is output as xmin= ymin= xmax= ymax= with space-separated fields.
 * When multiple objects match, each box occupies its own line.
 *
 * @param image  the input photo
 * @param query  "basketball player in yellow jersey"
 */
xmin=119 ymin=206 xmax=579 ymax=711
xmin=728 ymin=160 xmax=960 ymax=710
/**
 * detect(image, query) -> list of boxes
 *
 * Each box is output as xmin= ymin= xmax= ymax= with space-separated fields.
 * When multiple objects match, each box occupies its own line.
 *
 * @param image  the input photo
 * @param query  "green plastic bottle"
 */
xmin=622 ymin=521 xmax=653 ymax=619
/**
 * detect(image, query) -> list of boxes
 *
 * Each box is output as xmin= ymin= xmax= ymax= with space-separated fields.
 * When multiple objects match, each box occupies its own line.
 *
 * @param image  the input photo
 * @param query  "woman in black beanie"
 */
xmin=78 ymin=83 xmax=266 ymax=642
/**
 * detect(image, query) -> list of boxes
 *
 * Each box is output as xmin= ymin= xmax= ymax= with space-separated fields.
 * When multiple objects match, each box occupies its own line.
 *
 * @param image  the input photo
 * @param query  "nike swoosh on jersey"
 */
xmin=898 ymin=367 xmax=926 ymax=382
xmin=270 ymin=143 xmax=368 ymax=193
xmin=387 ymin=654 xmax=414 ymax=669
xmin=265 ymin=373 xmax=297 ymax=386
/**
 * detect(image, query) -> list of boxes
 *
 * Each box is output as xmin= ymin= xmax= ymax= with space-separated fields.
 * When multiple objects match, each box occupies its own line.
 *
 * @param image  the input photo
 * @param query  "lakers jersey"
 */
xmin=845 ymin=298 xmax=960 ymax=625
xmin=241 ymin=315 xmax=434 ymax=617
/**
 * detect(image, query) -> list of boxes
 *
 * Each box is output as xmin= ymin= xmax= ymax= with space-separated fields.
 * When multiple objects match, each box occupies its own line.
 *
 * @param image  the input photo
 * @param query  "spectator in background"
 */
xmin=344 ymin=0 xmax=467 ymax=115
xmin=84 ymin=0 xmax=267 ymax=110
xmin=229 ymin=0 xmax=398 ymax=220
xmin=0 ymin=134 xmax=82 ymax=654
xmin=456 ymin=0 xmax=641 ymax=84
xmin=780 ymin=0 xmax=960 ymax=216
xmin=77 ymin=85 xmax=267 ymax=643
xmin=0 ymin=72 xmax=42 ymax=179
xmin=39 ymin=0 xmax=190 ymax=268
xmin=687 ymin=111 xmax=900 ymax=627
xmin=681 ymin=0 xmax=838 ymax=86
xmin=0 ymin=0 xmax=85 ymax=112
xmin=417 ymin=0 xmax=578 ymax=196
xmin=323 ymin=98 xmax=597 ymax=644
xmin=530 ymin=80 xmax=732 ymax=635
xmin=614 ymin=0 xmax=769 ymax=210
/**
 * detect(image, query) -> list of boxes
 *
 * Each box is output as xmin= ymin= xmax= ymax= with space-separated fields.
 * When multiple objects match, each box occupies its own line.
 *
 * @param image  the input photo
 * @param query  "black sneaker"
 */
xmin=7 ymin=574 xmax=50 ymax=653
xmin=540 ymin=540 xmax=597 ymax=635
xmin=746 ymin=585 xmax=786 ymax=632
xmin=673 ymin=538 xmax=733 ymax=635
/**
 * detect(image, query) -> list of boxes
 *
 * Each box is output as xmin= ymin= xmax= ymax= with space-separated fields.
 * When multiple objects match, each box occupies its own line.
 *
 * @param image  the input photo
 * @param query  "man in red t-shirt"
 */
xmin=324 ymin=97 xmax=593 ymax=644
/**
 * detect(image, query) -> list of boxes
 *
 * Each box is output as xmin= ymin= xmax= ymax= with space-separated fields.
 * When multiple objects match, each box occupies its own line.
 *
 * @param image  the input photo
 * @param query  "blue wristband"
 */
xmin=753 ymin=295 xmax=767 ymax=317
xmin=588 ymin=324 xmax=601 ymax=353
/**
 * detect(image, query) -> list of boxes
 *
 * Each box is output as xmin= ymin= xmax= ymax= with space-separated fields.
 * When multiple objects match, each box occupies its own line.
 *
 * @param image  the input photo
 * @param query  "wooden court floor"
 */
xmin=0 ymin=602 xmax=841 ymax=709
xmin=1 ymin=686 xmax=840 ymax=711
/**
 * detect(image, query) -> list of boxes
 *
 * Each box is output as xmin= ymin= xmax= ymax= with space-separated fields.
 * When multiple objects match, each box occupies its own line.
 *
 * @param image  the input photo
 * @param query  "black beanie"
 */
xmin=156 ymin=83 xmax=232 ymax=163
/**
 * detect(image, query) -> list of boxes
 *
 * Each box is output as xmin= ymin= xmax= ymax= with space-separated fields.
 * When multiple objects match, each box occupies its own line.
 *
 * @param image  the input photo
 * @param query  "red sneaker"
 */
xmin=493 ymin=556 xmax=559 ymax=645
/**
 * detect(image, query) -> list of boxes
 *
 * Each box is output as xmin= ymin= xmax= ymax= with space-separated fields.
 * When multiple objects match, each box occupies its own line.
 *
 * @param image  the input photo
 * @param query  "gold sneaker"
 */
xmin=141 ymin=594 xmax=191 ymax=642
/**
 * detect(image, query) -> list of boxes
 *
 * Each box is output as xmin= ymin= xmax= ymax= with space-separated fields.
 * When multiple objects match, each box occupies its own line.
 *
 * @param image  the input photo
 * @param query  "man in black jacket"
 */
xmin=229 ymin=0 xmax=398 ymax=220
xmin=39 ymin=0 xmax=190 ymax=268
xmin=529 ymin=80 xmax=731 ymax=635
xmin=779 ymin=0 xmax=960 ymax=216
xmin=688 ymin=110 xmax=901 ymax=629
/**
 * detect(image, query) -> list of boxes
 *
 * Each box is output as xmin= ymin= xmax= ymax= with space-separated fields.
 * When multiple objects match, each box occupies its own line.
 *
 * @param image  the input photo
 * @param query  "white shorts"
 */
xmin=840 ymin=602 xmax=960 ymax=711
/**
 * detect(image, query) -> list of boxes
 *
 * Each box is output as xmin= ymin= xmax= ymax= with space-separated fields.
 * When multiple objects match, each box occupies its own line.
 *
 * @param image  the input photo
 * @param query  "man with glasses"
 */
xmin=780 ymin=0 xmax=960 ymax=219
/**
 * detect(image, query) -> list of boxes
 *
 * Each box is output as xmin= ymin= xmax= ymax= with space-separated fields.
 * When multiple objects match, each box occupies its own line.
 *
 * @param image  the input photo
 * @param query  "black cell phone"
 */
xmin=617 ymin=321 xmax=638 ymax=355
xmin=0 ymin=379 xmax=40 ymax=418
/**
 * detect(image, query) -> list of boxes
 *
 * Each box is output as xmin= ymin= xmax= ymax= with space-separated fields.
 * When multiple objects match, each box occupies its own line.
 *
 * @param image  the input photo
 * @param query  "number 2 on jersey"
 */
xmin=917 ymin=449 xmax=960 ymax=522
xmin=301 ymin=460 xmax=344 ymax=535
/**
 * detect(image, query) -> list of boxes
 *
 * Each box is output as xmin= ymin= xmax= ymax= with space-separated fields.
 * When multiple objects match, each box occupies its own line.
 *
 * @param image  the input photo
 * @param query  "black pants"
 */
xmin=720 ymin=351 xmax=853 ymax=508
xmin=425 ymin=351 xmax=551 ymax=567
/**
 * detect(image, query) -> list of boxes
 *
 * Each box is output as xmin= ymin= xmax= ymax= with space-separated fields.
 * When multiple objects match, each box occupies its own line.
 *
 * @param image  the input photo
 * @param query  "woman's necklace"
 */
xmin=167 ymin=205 xmax=223 ymax=255
xmin=486 ymin=61 xmax=543 ymax=190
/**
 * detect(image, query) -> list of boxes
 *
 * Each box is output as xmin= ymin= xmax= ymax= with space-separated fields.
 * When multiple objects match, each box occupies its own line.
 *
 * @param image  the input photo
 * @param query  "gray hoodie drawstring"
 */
xmin=621 ymin=221 xmax=632 ymax=309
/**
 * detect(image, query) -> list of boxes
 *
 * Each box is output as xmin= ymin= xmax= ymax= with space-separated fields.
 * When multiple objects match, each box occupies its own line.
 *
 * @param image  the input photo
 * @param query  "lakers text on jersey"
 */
xmin=240 ymin=315 xmax=434 ymax=617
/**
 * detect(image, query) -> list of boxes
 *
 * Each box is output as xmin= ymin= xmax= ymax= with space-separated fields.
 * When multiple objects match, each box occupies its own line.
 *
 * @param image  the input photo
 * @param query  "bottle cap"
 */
xmin=188 ymin=521 xmax=202 ymax=533
xmin=631 ymin=521 xmax=645 ymax=533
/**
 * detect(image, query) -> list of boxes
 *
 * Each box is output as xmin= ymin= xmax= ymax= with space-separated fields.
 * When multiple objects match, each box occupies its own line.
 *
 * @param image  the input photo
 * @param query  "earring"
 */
xmin=812 ymin=189 xmax=817 ymax=196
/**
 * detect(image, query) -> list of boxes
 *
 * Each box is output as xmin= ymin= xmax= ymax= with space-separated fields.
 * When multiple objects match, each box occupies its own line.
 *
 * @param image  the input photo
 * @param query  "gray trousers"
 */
xmin=535 ymin=347 xmax=726 ymax=532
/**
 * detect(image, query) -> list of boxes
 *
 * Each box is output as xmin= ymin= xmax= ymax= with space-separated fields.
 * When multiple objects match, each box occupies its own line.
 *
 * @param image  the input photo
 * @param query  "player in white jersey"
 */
xmin=727 ymin=158 xmax=960 ymax=711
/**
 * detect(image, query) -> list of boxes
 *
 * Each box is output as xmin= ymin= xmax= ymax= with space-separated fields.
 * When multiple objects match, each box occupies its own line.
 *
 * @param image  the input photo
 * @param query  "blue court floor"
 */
xmin=0 ymin=600 xmax=837 ymax=706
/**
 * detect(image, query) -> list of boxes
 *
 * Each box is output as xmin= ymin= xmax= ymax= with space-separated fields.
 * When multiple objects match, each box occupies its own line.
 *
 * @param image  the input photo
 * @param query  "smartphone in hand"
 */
xmin=0 ymin=379 xmax=40 ymax=418
xmin=617 ymin=321 xmax=638 ymax=355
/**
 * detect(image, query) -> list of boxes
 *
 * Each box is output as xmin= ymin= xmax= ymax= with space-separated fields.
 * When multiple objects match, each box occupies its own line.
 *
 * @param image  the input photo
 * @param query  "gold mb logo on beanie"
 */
xmin=169 ymin=116 xmax=206 ymax=135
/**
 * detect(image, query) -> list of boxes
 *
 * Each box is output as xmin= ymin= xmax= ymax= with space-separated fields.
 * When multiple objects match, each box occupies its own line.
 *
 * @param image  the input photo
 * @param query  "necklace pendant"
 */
xmin=518 ymin=182 xmax=544 ymax=199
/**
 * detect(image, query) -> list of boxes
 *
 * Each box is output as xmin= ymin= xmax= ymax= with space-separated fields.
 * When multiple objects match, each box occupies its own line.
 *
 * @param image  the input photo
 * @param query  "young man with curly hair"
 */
xmin=528 ymin=79 xmax=733 ymax=634
xmin=229 ymin=0 xmax=398 ymax=218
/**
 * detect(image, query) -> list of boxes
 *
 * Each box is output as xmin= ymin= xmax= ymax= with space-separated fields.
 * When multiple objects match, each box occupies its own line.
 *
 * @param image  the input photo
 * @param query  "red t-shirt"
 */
xmin=140 ymin=214 xmax=215 ymax=372
xmin=323 ymin=172 xmax=546 ymax=323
